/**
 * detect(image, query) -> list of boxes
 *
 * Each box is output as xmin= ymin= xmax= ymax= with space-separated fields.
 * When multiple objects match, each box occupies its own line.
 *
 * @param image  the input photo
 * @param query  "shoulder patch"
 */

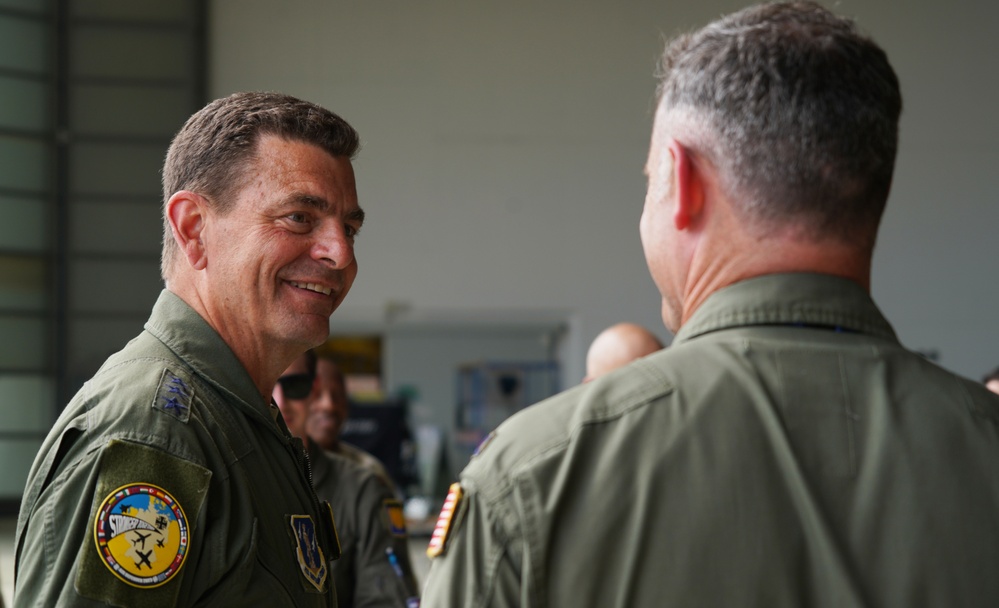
xmin=289 ymin=515 xmax=328 ymax=592
xmin=93 ymin=483 xmax=190 ymax=588
xmin=152 ymin=369 xmax=193 ymax=423
xmin=76 ymin=440 xmax=211 ymax=608
xmin=382 ymin=499 xmax=408 ymax=537
xmin=426 ymin=483 xmax=463 ymax=558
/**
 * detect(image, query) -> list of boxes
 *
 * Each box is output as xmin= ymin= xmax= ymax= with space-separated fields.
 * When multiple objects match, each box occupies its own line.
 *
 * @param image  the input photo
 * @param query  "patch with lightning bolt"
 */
xmin=290 ymin=515 xmax=328 ymax=592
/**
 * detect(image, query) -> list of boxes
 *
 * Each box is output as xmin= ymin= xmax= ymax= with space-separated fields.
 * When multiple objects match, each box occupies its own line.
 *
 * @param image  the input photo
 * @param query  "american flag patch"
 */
xmin=426 ymin=483 xmax=463 ymax=558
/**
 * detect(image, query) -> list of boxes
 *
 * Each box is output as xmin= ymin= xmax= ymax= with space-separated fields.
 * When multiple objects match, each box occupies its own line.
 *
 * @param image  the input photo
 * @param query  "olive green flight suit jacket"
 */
xmin=14 ymin=290 xmax=339 ymax=607
xmin=422 ymin=273 xmax=999 ymax=607
xmin=310 ymin=442 xmax=420 ymax=607
xmin=334 ymin=441 xmax=399 ymax=499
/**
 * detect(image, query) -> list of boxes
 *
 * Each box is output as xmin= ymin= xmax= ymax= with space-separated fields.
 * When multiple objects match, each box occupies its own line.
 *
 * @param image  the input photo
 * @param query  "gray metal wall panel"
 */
xmin=72 ymin=84 xmax=190 ymax=137
xmin=0 ymin=77 xmax=49 ymax=131
xmin=70 ymin=141 xmax=165 ymax=197
xmin=0 ymin=195 xmax=49 ymax=252
xmin=68 ymin=257 xmax=161 ymax=313
xmin=71 ymin=199 xmax=162 ymax=255
xmin=0 ymin=136 xmax=49 ymax=192
xmin=72 ymin=27 xmax=191 ymax=80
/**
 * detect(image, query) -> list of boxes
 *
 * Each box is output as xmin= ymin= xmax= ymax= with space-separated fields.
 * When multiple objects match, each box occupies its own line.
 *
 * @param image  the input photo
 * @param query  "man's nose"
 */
xmin=312 ymin=221 xmax=355 ymax=269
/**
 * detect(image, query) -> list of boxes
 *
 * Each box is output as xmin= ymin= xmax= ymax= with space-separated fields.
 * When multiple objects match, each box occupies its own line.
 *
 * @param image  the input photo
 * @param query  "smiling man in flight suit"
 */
xmin=14 ymin=92 xmax=364 ymax=606
xmin=422 ymin=2 xmax=999 ymax=606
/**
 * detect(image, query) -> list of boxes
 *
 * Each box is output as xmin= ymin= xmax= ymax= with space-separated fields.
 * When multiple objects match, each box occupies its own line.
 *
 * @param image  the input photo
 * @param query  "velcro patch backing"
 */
xmin=76 ymin=440 xmax=211 ymax=607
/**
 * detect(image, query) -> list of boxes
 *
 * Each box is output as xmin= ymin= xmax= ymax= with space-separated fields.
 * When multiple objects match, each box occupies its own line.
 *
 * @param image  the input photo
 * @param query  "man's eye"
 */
xmin=345 ymin=224 xmax=360 ymax=239
xmin=288 ymin=212 xmax=309 ymax=224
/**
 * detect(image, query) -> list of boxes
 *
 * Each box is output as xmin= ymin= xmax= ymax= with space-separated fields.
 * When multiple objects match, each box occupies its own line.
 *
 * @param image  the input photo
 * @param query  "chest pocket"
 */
xmin=188 ymin=379 xmax=331 ymax=604
xmin=191 ymin=518 xmax=297 ymax=607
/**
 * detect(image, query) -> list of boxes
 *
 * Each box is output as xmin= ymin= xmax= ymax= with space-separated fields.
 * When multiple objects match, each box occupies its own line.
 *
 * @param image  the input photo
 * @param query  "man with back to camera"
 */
xmin=14 ymin=91 xmax=364 ymax=606
xmin=422 ymin=3 xmax=999 ymax=606
xmin=583 ymin=322 xmax=664 ymax=381
xmin=273 ymin=350 xmax=421 ymax=608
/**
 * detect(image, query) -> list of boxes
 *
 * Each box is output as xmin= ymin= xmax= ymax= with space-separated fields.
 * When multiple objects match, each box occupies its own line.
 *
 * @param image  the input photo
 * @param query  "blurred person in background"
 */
xmin=308 ymin=353 xmax=398 ymax=493
xmin=583 ymin=322 xmax=664 ymax=381
xmin=275 ymin=350 xmax=421 ymax=607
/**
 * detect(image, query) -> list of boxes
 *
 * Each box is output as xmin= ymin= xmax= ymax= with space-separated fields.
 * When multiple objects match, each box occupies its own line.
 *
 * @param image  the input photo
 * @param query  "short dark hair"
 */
xmin=160 ymin=91 xmax=360 ymax=279
xmin=657 ymin=1 xmax=902 ymax=248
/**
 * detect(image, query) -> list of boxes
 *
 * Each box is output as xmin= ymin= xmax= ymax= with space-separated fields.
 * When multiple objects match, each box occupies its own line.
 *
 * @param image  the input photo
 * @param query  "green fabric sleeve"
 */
xmin=422 ymin=483 xmax=522 ymax=608
xmin=74 ymin=439 xmax=211 ymax=608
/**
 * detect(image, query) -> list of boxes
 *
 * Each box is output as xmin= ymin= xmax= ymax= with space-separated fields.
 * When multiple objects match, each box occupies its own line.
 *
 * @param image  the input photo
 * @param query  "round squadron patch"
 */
xmin=93 ymin=483 xmax=190 ymax=588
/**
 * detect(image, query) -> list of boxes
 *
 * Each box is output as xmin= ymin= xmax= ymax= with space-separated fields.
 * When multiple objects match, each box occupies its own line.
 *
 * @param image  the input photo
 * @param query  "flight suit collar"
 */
xmin=673 ymin=272 xmax=898 ymax=345
xmin=144 ymin=289 xmax=275 ymax=427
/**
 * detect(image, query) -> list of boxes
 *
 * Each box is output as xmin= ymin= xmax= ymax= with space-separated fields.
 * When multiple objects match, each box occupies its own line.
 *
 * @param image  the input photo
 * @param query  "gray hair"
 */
xmin=657 ymin=1 xmax=901 ymax=248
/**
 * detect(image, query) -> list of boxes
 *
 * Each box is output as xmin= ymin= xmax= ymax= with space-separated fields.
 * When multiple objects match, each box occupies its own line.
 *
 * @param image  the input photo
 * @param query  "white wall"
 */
xmin=209 ymin=0 xmax=999 ymax=383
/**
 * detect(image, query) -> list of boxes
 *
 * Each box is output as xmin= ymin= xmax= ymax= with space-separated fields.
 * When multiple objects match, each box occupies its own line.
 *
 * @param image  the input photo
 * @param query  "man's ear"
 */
xmin=669 ymin=140 xmax=706 ymax=231
xmin=166 ymin=190 xmax=209 ymax=271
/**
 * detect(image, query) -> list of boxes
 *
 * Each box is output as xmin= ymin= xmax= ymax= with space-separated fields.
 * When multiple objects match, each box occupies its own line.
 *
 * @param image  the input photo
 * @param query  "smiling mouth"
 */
xmin=289 ymin=281 xmax=333 ymax=296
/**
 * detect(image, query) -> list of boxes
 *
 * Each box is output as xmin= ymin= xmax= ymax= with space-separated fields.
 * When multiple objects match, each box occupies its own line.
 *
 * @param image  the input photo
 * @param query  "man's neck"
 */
xmin=166 ymin=280 xmax=298 ymax=403
xmin=679 ymin=231 xmax=872 ymax=328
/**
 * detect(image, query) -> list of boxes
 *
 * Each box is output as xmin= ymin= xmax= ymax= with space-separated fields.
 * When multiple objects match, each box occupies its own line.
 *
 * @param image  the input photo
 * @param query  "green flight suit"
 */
xmin=422 ymin=273 xmax=999 ymax=607
xmin=335 ymin=441 xmax=399 ymax=498
xmin=310 ymin=442 xmax=420 ymax=607
xmin=14 ymin=290 xmax=339 ymax=607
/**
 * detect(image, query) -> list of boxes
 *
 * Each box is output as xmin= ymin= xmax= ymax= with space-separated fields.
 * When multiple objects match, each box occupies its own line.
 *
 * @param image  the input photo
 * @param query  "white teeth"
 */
xmin=291 ymin=281 xmax=332 ymax=296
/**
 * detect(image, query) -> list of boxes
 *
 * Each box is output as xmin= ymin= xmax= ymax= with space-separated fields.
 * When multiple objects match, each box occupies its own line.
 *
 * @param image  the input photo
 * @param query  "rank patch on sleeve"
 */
xmin=426 ymin=483 xmax=463 ymax=558
xmin=93 ymin=483 xmax=190 ymax=588
xmin=290 ymin=515 xmax=328 ymax=592
xmin=383 ymin=499 xmax=408 ymax=538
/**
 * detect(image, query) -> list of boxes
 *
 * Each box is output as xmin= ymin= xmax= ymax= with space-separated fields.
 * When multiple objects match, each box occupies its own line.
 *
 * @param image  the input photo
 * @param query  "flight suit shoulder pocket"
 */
xmin=75 ymin=439 xmax=211 ymax=607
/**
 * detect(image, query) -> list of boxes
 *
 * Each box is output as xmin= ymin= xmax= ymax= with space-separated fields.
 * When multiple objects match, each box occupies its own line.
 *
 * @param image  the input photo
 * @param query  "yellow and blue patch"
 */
xmin=93 ymin=483 xmax=189 ymax=588
xmin=383 ymin=499 xmax=407 ymax=538
xmin=290 ymin=515 xmax=328 ymax=592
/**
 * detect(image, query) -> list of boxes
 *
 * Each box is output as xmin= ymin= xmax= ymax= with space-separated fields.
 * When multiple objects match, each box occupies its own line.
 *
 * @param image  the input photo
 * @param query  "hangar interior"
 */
xmin=2 ymin=0 xmax=998 ymax=600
